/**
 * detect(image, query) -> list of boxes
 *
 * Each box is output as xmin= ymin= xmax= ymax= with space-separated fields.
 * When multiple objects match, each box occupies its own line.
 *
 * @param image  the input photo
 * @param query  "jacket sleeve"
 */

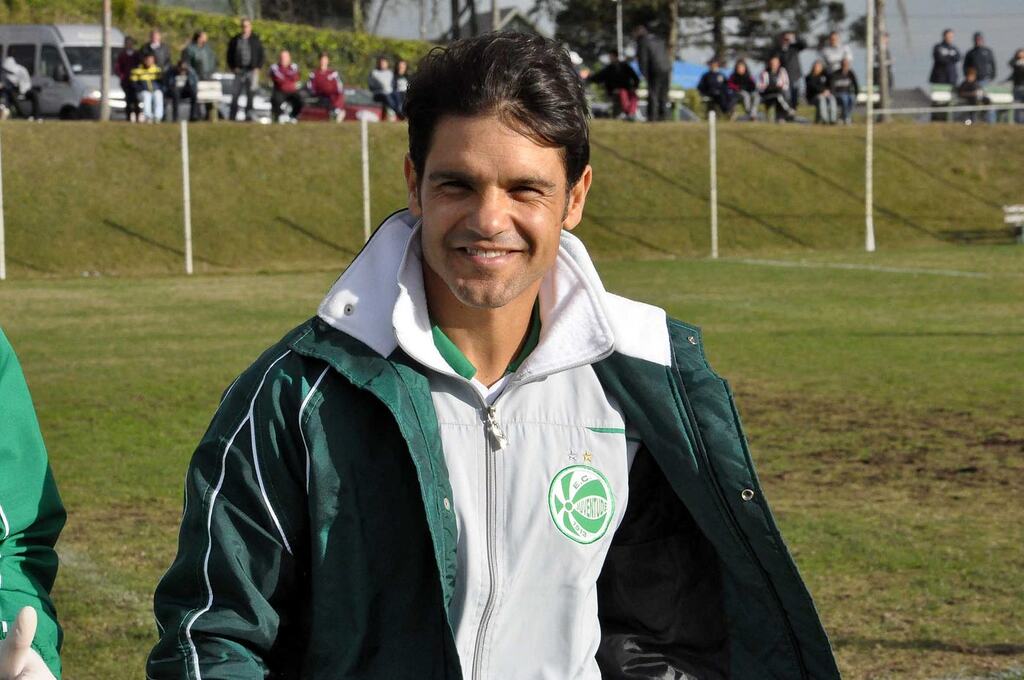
xmin=0 ymin=329 xmax=65 ymax=679
xmin=147 ymin=351 xmax=309 ymax=679
xmin=226 ymin=36 xmax=237 ymax=70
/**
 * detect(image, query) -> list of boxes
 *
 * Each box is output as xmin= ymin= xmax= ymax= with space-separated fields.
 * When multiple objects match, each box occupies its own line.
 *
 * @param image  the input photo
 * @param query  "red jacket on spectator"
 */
xmin=308 ymin=67 xmax=344 ymax=110
xmin=115 ymin=48 xmax=138 ymax=83
xmin=269 ymin=62 xmax=301 ymax=93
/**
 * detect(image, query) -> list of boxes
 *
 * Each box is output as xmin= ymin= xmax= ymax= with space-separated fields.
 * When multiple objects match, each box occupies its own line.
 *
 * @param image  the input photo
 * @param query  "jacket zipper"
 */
xmin=472 ymin=403 xmax=507 ymax=680
xmin=672 ymin=369 xmax=810 ymax=679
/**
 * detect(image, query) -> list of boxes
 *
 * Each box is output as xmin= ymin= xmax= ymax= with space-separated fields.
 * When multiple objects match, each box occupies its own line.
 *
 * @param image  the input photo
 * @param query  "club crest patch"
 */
xmin=548 ymin=465 xmax=615 ymax=544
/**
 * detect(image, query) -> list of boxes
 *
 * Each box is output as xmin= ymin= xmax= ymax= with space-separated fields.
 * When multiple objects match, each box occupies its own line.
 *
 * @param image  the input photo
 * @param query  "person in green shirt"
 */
xmin=0 ymin=328 xmax=64 ymax=680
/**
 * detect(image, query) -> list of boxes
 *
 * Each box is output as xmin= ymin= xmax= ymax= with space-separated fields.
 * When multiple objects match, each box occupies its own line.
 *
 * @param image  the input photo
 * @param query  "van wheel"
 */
xmin=59 ymin=106 xmax=79 ymax=120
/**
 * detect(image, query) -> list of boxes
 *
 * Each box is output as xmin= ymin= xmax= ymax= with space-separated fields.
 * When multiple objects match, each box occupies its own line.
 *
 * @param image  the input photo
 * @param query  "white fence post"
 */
xmin=709 ymin=110 xmax=719 ymax=259
xmin=864 ymin=0 xmax=877 ymax=252
xmin=180 ymin=121 xmax=194 ymax=275
xmin=361 ymin=117 xmax=371 ymax=243
xmin=0 ymin=127 xmax=5 ymax=281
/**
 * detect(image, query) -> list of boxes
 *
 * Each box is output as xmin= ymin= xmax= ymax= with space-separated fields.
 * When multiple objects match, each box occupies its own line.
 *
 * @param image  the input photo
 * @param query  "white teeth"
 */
xmin=465 ymin=248 xmax=507 ymax=259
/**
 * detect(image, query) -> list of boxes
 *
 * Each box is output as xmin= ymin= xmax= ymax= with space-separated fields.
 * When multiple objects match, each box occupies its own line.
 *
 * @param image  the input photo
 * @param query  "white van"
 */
xmin=0 ymin=24 xmax=127 ymax=119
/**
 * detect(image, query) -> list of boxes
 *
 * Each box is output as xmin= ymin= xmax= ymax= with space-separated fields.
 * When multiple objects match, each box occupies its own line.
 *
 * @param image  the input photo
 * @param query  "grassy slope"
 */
xmin=0 ymin=246 xmax=1021 ymax=678
xmin=1 ymin=120 xmax=1023 ymax=277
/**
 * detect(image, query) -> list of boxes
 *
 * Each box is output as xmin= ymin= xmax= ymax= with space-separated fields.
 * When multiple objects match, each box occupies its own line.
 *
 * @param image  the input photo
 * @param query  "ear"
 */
xmin=561 ymin=164 xmax=593 ymax=232
xmin=403 ymin=154 xmax=422 ymax=217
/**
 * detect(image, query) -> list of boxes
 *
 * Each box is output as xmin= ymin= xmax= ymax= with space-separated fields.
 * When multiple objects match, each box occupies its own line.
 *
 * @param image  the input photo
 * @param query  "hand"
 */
xmin=0 ymin=608 xmax=56 ymax=680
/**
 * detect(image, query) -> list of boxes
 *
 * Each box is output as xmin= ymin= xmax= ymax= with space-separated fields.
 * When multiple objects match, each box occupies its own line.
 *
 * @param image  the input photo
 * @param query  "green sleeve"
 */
xmin=0 ymin=328 xmax=66 ymax=678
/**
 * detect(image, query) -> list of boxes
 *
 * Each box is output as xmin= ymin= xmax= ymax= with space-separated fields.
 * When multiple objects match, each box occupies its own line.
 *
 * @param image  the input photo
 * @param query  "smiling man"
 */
xmin=147 ymin=33 xmax=839 ymax=679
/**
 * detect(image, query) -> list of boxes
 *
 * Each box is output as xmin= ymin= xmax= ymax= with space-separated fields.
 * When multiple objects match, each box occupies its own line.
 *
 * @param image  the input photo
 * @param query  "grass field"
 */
xmin=2 ymin=120 xmax=1024 ymax=277
xmin=1 ymin=241 xmax=1021 ymax=679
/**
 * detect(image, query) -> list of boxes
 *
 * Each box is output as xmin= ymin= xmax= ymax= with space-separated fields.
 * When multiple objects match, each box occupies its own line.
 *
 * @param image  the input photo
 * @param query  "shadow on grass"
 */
xmin=6 ymin=256 xmax=48 ymax=272
xmin=835 ymin=637 xmax=1024 ymax=656
xmin=585 ymin=213 xmax=677 ymax=256
xmin=729 ymin=132 xmax=940 ymax=240
xmin=102 ymin=220 xmax=224 ymax=266
xmin=590 ymin=138 xmax=810 ymax=247
xmin=874 ymin=143 xmax=1005 ymax=211
xmin=275 ymin=217 xmax=356 ymax=256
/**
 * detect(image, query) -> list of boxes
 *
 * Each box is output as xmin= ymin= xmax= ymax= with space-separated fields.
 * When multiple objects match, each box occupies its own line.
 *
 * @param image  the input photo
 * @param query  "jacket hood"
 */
xmin=317 ymin=210 xmax=671 ymax=370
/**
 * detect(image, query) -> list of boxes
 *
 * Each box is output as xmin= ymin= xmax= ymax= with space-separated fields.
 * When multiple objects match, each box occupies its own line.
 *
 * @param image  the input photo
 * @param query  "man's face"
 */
xmin=829 ymin=33 xmax=839 ymax=47
xmin=319 ymin=55 xmax=329 ymax=70
xmin=198 ymin=32 xmax=207 ymax=46
xmin=944 ymin=31 xmax=954 ymax=44
xmin=280 ymin=51 xmax=291 ymax=67
xmin=975 ymin=35 xmax=984 ymax=47
xmin=242 ymin=20 xmax=253 ymax=37
xmin=405 ymin=114 xmax=592 ymax=310
xmin=151 ymin=30 xmax=161 ymax=45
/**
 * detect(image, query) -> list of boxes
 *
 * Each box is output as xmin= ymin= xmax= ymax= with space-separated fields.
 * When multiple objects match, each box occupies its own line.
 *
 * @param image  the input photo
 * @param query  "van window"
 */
xmin=7 ymin=44 xmax=35 ymax=75
xmin=41 ymin=44 xmax=63 ymax=79
xmin=64 ymin=46 xmax=122 ymax=76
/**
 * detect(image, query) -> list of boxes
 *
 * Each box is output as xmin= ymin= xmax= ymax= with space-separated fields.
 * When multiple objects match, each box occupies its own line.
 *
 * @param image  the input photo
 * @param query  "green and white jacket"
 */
xmin=0 ymin=328 xmax=65 ymax=678
xmin=148 ymin=211 xmax=840 ymax=679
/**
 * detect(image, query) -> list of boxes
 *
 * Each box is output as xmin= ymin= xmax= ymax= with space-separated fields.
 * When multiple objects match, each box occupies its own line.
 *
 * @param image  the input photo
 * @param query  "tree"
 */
xmin=850 ymin=0 xmax=910 ymax=119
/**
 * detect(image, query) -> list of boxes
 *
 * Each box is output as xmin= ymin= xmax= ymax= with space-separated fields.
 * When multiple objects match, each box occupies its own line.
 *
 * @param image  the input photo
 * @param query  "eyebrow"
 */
xmin=426 ymin=170 xmax=558 ymax=191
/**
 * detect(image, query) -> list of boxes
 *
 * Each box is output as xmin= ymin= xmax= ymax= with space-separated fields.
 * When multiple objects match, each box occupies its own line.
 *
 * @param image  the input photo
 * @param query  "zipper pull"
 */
xmin=485 ymin=406 xmax=508 ymax=451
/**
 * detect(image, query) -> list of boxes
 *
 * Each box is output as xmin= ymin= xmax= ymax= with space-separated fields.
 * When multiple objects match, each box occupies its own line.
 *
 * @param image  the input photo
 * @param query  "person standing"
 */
xmin=182 ymin=31 xmax=216 ymax=120
xmin=634 ymin=23 xmax=671 ymax=122
xmin=269 ymin=49 xmax=302 ymax=123
xmin=308 ymin=51 xmax=345 ymax=122
xmin=588 ymin=52 xmax=641 ymax=120
xmin=0 ymin=328 xmax=66 ymax=680
xmin=1009 ymin=48 xmax=1024 ymax=124
xmin=115 ymin=36 xmax=140 ymax=122
xmin=805 ymin=59 xmax=837 ymax=124
xmin=930 ymin=29 xmax=961 ymax=86
xmin=227 ymin=18 xmax=265 ymax=121
xmin=394 ymin=58 xmax=410 ymax=115
xmin=819 ymin=31 xmax=852 ymax=75
xmin=964 ymin=33 xmax=997 ymax=123
xmin=368 ymin=55 xmax=402 ymax=120
xmin=141 ymin=29 xmax=171 ymax=71
xmin=775 ymin=31 xmax=807 ymax=108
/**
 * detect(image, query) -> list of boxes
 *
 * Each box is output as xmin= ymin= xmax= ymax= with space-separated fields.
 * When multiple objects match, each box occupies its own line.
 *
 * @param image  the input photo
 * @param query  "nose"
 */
xmin=470 ymin=187 xmax=512 ymax=239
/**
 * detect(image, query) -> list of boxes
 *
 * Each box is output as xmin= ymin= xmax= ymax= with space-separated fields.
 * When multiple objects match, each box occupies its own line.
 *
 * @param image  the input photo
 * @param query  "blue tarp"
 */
xmin=629 ymin=60 xmax=713 ymax=89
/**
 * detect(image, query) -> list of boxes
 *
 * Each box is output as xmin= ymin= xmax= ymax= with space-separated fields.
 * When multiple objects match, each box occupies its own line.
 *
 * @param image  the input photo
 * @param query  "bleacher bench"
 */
xmin=195 ymin=80 xmax=223 ymax=121
xmin=1004 ymin=205 xmax=1024 ymax=244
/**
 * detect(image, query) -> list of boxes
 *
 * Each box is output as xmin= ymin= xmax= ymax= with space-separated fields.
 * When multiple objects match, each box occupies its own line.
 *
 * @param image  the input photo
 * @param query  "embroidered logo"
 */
xmin=548 ymin=465 xmax=615 ymax=544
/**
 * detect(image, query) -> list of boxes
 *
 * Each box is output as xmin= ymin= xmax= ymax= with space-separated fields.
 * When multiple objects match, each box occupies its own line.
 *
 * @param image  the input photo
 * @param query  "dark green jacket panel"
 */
xmin=0 ymin=328 xmax=65 ymax=679
xmin=667 ymin=320 xmax=838 ymax=679
xmin=149 ymin=321 xmax=460 ymax=679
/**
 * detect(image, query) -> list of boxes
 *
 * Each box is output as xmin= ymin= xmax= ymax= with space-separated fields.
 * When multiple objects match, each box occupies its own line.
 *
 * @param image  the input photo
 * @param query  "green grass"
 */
xmin=0 ymin=243 xmax=1021 ymax=678
xmin=2 ymin=121 xmax=1023 ymax=277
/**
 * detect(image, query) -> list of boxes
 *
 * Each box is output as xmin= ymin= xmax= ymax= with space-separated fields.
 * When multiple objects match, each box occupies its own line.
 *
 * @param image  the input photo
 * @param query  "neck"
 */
xmin=423 ymin=264 xmax=540 ymax=387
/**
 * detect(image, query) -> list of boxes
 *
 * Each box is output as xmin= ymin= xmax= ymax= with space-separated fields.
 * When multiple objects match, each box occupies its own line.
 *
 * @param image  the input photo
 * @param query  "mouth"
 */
xmin=454 ymin=246 xmax=521 ymax=266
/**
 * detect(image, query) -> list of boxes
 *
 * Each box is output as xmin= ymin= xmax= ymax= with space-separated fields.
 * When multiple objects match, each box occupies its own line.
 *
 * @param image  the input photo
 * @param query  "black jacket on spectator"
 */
xmin=930 ymin=42 xmax=961 ymax=84
xmin=830 ymin=69 xmax=859 ymax=96
xmin=726 ymin=70 xmax=756 ymax=93
xmin=964 ymin=45 xmax=996 ymax=81
xmin=636 ymin=33 xmax=671 ymax=78
xmin=227 ymin=33 xmax=265 ymax=71
xmin=957 ymin=78 xmax=986 ymax=103
xmin=697 ymin=70 xmax=729 ymax=98
xmin=589 ymin=61 xmax=640 ymax=96
xmin=141 ymin=42 xmax=171 ymax=71
xmin=775 ymin=37 xmax=807 ymax=81
xmin=1011 ymin=56 xmax=1024 ymax=88
xmin=805 ymin=72 xmax=831 ymax=100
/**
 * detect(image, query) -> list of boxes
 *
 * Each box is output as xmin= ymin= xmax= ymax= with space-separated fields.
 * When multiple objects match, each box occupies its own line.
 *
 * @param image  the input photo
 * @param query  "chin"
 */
xmin=451 ymin=281 xmax=521 ymax=309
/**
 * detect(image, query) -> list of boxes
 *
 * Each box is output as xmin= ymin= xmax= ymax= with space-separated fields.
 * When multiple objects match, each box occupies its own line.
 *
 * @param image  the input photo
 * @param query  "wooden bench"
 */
xmin=1005 ymin=205 xmax=1024 ymax=244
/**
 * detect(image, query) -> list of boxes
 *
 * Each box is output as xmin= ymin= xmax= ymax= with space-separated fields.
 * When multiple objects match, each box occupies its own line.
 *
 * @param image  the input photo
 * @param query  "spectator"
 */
xmin=227 ymin=18 xmax=265 ymax=122
xmin=141 ymin=29 xmax=171 ymax=75
xmin=727 ymin=58 xmax=759 ymax=120
xmin=957 ymin=66 xmax=990 ymax=123
xmin=182 ymin=31 xmax=216 ymax=120
xmin=1010 ymin=48 xmax=1024 ymax=124
xmin=634 ymin=23 xmax=671 ymax=122
xmin=805 ymin=59 xmax=837 ymax=124
xmin=589 ymin=52 xmax=640 ymax=120
xmin=308 ymin=51 xmax=345 ymax=122
xmin=820 ymin=31 xmax=853 ymax=74
xmin=697 ymin=56 xmax=734 ymax=117
xmin=964 ymin=32 xmax=996 ymax=85
xmin=368 ymin=55 xmax=402 ymax=120
xmin=758 ymin=54 xmax=794 ymax=122
xmin=830 ymin=57 xmax=859 ymax=124
xmin=0 ymin=54 xmax=40 ymax=120
xmin=163 ymin=58 xmax=197 ymax=123
xmin=0 ymin=328 xmax=66 ymax=680
xmin=269 ymin=49 xmax=302 ymax=123
xmin=929 ymin=29 xmax=961 ymax=85
xmin=775 ymin=31 xmax=807 ymax=107
xmin=394 ymin=59 xmax=410 ymax=115
xmin=131 ymin=52 xmax=164 ymax=123
xmin=115 ymin=36 xmax=140 ymax=122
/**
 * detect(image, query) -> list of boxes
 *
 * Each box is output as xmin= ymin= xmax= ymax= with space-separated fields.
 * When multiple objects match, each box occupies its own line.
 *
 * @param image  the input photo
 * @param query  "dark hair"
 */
xmin=319 ymin=51 xmax=330 ymax=59
xmin=192 ymin=31 xmax=202 ymax=42
xmin=405 ymin=32 xmax=590 ymax=188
